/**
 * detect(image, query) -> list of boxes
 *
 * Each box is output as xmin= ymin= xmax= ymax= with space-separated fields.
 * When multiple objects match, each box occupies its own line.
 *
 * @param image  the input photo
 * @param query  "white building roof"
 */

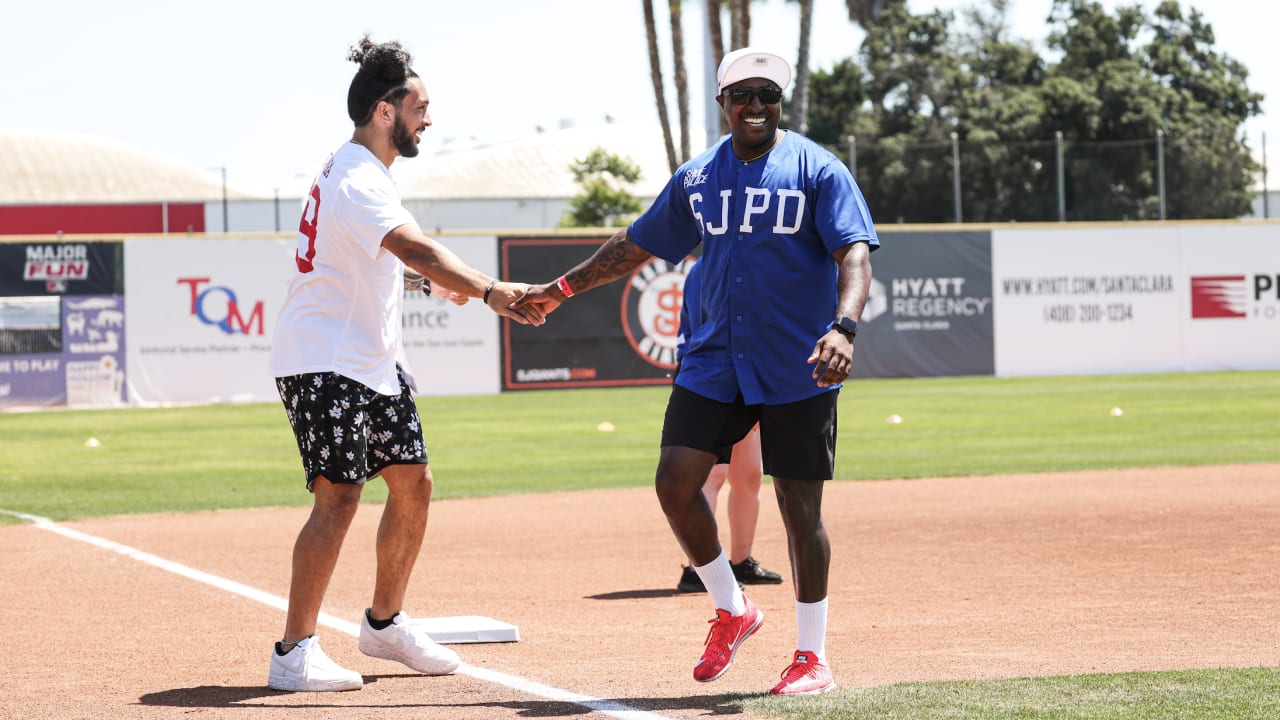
xmin=0 ymin=128 xmax=249 ymax=204
xmin=395 ymin=121 xmax=686 ymax=200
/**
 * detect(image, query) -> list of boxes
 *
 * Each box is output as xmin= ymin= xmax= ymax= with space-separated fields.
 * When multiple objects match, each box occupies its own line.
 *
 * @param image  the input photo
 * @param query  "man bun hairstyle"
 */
xmin=347 ymin=35 xmax=419 ymax=126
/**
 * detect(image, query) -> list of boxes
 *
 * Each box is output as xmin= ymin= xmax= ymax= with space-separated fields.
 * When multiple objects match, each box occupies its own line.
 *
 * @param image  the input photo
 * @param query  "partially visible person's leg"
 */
xmin=723 ymin=427 xmax=760 ymax=564
xmin=724 ymin=426 xmax=784 ymax=585
xmin=702 ymin=463 xmax=728 ymax=518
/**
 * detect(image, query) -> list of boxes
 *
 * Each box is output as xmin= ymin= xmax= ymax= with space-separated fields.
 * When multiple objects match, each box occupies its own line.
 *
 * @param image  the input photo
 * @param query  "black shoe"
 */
xmin=731 ymin=556 xmax=784 ymax=585
xmin=676 ymin=565 xmax=744 ymax=593
xmin=676 ymin=565 xmax=706 ymax=593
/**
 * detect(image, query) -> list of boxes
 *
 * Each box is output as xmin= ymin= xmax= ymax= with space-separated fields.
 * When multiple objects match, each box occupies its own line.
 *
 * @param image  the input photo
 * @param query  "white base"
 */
xmin=410 ymin=615 xmax=520 ymax=644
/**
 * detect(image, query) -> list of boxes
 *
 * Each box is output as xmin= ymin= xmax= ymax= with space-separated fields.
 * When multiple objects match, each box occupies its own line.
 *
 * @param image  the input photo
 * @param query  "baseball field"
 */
xmin=2 ymin=370 xmax=1278 ymax=719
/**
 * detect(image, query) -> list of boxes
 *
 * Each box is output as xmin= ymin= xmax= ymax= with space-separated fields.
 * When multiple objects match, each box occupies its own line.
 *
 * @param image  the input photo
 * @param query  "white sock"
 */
xmin=795 ymin=597 xmax=828 ymax=660
xmin=693 ymin=550 xmax=745 ymax=615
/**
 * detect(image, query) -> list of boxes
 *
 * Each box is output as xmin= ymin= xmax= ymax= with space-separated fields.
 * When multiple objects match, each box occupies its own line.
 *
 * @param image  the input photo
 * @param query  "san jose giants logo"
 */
xmin=620 ymin=256 xmax=696 ymax=369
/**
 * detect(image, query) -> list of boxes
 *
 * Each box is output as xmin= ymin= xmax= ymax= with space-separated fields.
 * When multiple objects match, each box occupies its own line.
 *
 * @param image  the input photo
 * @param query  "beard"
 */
xmin=392 ymin=113 xmax=419 ymax=158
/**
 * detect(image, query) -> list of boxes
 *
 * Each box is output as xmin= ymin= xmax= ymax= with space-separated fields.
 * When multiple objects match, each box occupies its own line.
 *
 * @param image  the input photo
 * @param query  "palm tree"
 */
xmin=706 ymin=0 xmax=726 ymax=69
xmin=643 ymin=0 xmax=679 ymax=171
xmin=788 ymin=0 xmax=814 ymax=133
xmin=706 ymin=0 xmax=729 ymax=136
xmin=669 ymin=0 xmax=692 ymax=164
xmin=729 ymin=0 xmax=751 ymax=48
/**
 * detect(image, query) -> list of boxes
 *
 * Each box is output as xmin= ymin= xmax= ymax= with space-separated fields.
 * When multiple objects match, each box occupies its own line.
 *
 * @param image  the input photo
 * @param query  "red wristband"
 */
xmin=556 ymin=275 xmax=575 ymax=298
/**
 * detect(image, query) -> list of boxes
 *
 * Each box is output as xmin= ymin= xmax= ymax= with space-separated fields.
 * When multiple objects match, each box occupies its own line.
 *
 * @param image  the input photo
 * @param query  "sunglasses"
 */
xmin=723 ymin=86 xmax=783 ymax=106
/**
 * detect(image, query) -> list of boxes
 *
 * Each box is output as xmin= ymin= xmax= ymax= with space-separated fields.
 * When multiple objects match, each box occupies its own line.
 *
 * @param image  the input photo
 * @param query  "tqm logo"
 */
xmin=1190 ymin=276 xmax=1248 ymax=319
xmin=621 ymin=256 xmax=694 ymax=369
xmin=176 ymin=277 xmax=266 ymax=335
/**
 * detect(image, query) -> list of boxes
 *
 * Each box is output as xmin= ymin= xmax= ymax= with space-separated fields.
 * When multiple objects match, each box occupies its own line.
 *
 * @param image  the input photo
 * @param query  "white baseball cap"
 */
xmin=716 ymin=47 xmax=792 ymax=93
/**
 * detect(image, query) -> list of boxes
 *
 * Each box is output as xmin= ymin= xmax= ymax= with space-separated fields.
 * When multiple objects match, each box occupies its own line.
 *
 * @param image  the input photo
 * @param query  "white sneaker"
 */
xmin=268 ymin=636 xmax=363 ymax=692
xmin=359 ymin=611 xmax=460 ymax=675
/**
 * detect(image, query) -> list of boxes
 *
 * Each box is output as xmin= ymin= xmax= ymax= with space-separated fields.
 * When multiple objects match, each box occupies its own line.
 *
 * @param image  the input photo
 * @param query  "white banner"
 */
xmin=124 ymin=236 xmax=500 ymax=405
xmin=993 ymin=224 xmax=1280 ymax=376
xmin=125 ymin=238 xmax=294 ymax=404
xmin=399 ymin=235 xmax=501 ymax=397
xmin=1178 ymin=223 xmax=1280 ymax=370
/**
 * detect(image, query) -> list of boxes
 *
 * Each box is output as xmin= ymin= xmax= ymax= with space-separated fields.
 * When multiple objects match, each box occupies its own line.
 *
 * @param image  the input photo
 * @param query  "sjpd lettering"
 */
xmin=688 ymin=187 xmax=806 ymax=235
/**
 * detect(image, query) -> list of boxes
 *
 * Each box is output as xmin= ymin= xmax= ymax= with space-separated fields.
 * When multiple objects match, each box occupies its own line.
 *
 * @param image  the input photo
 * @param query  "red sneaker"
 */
xmin=770 ymin=650 xmax=836 ymax=695
xmin=692 ymin=596 xmax=763 ymax=682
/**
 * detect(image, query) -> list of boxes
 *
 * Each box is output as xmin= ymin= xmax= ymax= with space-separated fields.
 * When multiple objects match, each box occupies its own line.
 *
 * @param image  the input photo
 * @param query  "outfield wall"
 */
xmin=991 ymin=224 xmax=1280 ymax=376
xmin=1 ymin=222 xmax=1276 ymax=408
xmin=121 ymin=236 xmax=502 ymax=406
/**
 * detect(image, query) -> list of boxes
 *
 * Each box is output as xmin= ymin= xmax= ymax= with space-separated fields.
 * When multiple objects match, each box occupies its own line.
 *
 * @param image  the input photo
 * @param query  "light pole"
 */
xmin=220 ymin=167 xmax=229 ymax=233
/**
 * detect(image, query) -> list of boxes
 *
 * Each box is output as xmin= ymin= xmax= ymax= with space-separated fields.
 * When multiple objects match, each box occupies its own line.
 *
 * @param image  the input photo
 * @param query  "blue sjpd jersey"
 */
xmin=630 ymin=131 xmax=878 ymax=406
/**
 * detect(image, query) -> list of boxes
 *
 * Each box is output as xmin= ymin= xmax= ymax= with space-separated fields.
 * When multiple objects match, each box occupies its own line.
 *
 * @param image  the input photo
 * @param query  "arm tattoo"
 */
xmin=566 ymin=231 xmax=651 ymax=293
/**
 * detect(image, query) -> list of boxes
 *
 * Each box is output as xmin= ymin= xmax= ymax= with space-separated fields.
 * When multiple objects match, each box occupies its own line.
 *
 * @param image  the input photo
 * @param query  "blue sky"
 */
xmin=1 ymin=0 xmax=1270 ymax=194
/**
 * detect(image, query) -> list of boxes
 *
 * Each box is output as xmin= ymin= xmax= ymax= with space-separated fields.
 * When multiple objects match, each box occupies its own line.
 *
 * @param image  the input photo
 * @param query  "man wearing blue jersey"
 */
xmin=513 ymin=47 xmax=878 ymax=695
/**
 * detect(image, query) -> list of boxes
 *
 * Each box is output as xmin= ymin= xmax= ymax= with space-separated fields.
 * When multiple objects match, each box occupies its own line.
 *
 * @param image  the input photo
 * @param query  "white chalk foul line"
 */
xmin=0 ymin=507 xmax=673 ymax=720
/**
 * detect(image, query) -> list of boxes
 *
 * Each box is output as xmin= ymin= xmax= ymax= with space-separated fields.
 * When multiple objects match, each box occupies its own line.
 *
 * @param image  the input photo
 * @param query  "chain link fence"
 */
xmin=843 ymin=131 xmax=1259 ymax=224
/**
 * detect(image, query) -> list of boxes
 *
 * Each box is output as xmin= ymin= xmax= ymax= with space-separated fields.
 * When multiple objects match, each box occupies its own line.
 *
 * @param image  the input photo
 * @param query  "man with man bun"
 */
xmin=266 ymin=36 xmax=543 ymax=692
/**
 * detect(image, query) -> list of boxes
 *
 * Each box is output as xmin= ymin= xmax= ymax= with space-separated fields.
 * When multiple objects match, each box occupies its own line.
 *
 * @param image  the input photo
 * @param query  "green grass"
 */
xmin=839 ymin=370 xmax=1280 ymax=477
xmin=1 ymin=369 xmax=1277 ymax=719
xmin=1 ymin=370 xmax=1277 ymax=522
xmin=735 ymin=667 xmax=1280 ymax=719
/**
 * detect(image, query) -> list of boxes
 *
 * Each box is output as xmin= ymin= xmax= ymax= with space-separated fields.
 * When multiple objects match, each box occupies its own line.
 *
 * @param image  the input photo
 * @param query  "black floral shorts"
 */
xmin=275 ymin=367 xmax=427 ymax=490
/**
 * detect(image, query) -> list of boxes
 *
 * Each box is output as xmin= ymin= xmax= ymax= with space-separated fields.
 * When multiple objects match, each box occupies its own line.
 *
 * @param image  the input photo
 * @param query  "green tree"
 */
xmin=1144 ymin=0 xmax=1261 ymax=218
xmin=802 ymin=0 xmax=1261 ymax=222
xmin=841 ymin=2 xmax=958 ymax=222
xmin=560 ymin=148 xmax=644 ymax=228
xmin=950 ymin=0 xmax=1055 ymax=221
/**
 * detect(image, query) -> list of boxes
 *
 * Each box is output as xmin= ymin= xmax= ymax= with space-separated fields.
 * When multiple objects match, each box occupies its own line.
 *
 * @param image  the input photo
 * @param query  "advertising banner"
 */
xmin=125 ymin=238 xmax=291 ymax=404
xmin=62 ymin=295 xmax=127 ymax=406
xmin=500 ymin=237 xmax=686 ymax=390
xmin=1178 ymin=223 xmax=1280 ymax=370
xmin=124 ymin=236 xmax=501 ymax=405
xmin=993 ymin=227 xmax=1185 ymax=376
xmin=0 ymin=240 xmax=121 ymax=296
xmin=854 ymin=231 xmax=995 ymax=378
xmin=0 ymin=295 xmax=127 ymax=408
xmin=399 ymin=236 xmax=501 ymax=397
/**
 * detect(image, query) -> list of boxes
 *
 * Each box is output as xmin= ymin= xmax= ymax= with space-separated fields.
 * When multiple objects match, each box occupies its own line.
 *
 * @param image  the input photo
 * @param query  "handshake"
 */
xmin=403 ymin=268 xmax=568 ymax=327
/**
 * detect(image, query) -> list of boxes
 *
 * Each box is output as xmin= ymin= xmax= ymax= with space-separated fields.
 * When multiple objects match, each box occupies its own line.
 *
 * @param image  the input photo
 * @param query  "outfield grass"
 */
xmin=1 ymin=370 xmax=1277 ymax=522
xmin=735 ymin=667 xmax=1280 ymax=719
xmin=1 ymin=369 xmax=1277 ymax=719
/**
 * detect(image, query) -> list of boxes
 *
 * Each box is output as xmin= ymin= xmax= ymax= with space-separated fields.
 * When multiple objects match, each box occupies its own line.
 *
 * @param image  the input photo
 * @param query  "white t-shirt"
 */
xmin=268 ymin=140 xmax=418 ymax=395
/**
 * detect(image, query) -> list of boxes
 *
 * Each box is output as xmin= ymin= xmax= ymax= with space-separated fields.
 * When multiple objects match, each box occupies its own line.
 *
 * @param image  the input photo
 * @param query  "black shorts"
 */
xmin=275 ymin=367 xmax=427 ymax=490
xmin=661 ymin=384 xmax=838 ymax=481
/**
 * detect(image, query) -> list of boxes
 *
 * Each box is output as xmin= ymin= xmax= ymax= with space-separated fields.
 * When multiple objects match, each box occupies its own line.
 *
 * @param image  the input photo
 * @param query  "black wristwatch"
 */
xmin=832 ymin=316 xmax=858 ymax=338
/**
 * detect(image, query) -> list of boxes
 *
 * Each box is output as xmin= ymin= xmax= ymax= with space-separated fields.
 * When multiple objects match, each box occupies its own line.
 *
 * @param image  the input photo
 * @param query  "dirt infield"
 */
xmin=3 ymin=463 xmax=1277 ymax=719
